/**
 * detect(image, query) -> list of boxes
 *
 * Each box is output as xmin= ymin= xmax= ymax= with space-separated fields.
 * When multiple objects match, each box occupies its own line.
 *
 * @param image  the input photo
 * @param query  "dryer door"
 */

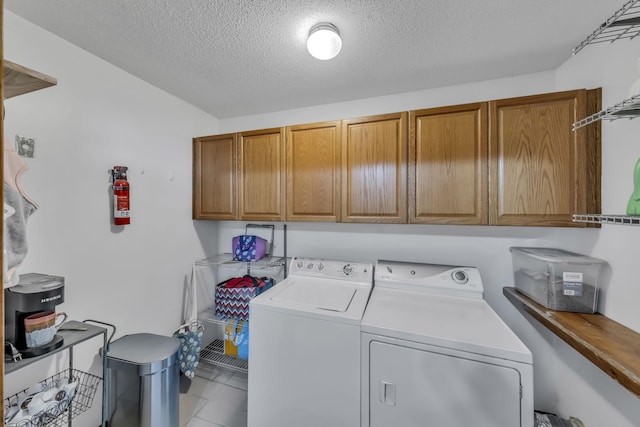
xmin=369 ymin=341 xmax=522 ymax=427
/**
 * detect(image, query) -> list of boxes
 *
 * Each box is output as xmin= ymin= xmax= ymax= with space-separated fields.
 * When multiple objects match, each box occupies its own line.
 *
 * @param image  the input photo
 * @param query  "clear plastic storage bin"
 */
xmin=510 ymin=247 xmax=606 ymax=313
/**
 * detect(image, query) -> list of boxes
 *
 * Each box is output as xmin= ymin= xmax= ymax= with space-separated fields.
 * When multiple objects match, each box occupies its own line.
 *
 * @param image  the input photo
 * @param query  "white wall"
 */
xmin=219 ymin=71 xmax=556 ymax=133
xmin=3 ymin=11 xmax=221 ymax=422
xmin=551 ymin=35 xmax=640 ymax=427
xmin=6 ymin=7 xmax=640 ymax=427
xmin=217 ymin=40 xmax=640 ymax=427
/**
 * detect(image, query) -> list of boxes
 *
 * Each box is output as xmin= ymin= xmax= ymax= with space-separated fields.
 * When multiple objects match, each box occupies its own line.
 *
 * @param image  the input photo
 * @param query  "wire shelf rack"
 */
xmin=194 ymin=254 xmax=286 ymax=274
xmin=573 ymin=0 xmax=640 ymax=55
xmin=573 ymin=214 xmax=640 ymax=225
xmin=4 ymin=368 xmax=102 ymax=427
xmin=573 ymin=94 xmax=640 ymax=129
xmin=200 ymin=339 xmax=248 ymax=373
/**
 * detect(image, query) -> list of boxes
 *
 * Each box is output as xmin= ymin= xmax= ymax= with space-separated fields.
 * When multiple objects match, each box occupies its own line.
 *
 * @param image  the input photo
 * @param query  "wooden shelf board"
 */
xmin=3 ymin=59 xmax=57 ymax=99
xmin=503 ymin=287 xmax=640 ymax=397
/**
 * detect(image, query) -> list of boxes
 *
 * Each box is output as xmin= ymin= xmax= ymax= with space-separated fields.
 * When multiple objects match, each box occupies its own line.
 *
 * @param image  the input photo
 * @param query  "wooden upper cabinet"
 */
xmin=286 ymin=121 xmax=341 ymax=222
xmin=192 ymin=89 xmax=600 ymax=227
xmin=237 ymin=127 xmax=286 ymax=221
xmin=341 ymin=113 xmax=407 ymax=223
xmin=489 ymin=89 xmax=601 ymax=226
xmin=409 ymin=103 xmax=488 ymax=224
xmin=193 ymin=134 xmax=237 ymax=220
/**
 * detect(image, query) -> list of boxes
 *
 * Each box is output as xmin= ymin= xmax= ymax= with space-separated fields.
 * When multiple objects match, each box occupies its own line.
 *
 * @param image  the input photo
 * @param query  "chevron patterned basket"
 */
xmin=214 ymin=276 xmax=275 ymax=320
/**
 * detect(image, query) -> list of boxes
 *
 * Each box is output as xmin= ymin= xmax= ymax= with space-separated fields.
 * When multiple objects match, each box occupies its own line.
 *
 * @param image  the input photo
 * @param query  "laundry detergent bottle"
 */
xmin=626 ymin=157 xmax=640 ymax=215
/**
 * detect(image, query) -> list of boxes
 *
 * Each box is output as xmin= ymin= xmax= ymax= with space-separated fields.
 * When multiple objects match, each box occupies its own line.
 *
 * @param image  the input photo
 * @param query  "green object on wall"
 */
xmin=627 ymin=158 xmax=640 ymax=216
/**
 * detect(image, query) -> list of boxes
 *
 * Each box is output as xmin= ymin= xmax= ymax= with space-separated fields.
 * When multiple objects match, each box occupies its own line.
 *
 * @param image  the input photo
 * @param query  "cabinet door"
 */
xmin=489 ymin=89 xmax=601 ymax=226
xmin=238 ymin=128 xmax=285 ymax=221
xmin=342 ymin=113 xmax=407 ymax=223
xmin=286 ymin=121 xmax=341 ymax=222
xmin=409 ymin=103 xmax=488 ymax=224
xmin=192 ymin=134 xmax=236 ymax=220
xmin=369 ymin=341 xmax=522 ymax=427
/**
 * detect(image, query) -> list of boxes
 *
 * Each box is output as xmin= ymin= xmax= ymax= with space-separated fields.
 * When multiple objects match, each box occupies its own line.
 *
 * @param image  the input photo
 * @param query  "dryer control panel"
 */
xmin=289 ymin=257 xmax=373 ymax=283
xmin=375 ymin=260 xmax=484 ymax=299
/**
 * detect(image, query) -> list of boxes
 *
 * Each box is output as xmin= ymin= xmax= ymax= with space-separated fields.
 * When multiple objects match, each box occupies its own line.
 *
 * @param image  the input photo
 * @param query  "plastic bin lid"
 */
xmin=106 ymin=333 xmax=181 ymax=375
xmin=509 ymin=247 xmax=607 ymax=265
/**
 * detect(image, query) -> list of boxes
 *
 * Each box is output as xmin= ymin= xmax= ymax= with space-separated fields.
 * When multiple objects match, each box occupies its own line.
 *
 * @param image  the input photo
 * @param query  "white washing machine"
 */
xmin=361 ymin=260 xmax=533 ymax=427
xmin=248 ymin=257 xmax=373 ymax=427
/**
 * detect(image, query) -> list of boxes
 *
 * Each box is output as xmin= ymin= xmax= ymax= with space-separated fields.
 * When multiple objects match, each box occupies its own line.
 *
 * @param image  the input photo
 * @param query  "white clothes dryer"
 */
xmin=248 ymin=257 xmax=373 ymax=427
xmin=361 ymin=260 xmax=533 ymax=427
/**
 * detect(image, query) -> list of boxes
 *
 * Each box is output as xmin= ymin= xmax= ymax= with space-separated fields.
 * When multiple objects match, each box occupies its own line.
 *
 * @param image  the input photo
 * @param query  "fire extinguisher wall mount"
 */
xmin=112 ymin=165 xmax=130 ymax=225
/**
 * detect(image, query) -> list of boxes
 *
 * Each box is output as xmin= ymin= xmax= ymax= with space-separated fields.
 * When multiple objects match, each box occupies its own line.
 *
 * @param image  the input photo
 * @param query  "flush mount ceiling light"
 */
xmin=307 ymin=22 xmax=342 ymax=60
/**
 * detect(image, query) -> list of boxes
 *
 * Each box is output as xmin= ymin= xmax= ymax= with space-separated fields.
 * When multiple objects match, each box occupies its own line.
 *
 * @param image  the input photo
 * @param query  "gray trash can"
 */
xmin=106 ymin=333 xmax=181 ymax=427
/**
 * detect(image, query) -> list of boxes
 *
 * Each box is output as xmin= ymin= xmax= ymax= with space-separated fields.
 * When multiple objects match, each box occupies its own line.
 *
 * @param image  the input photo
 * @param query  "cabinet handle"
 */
xmin=378 ymin=380 xmax=396 ymax=406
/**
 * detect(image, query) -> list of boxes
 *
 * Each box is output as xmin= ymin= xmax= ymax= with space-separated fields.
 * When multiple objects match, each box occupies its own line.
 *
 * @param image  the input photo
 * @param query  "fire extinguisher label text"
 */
xmin=113 ymin=195 xmax=130 ymax=220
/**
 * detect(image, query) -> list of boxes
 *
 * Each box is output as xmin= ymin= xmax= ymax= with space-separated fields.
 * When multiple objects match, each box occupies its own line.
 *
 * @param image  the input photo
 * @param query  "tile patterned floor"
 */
xmin=180 ymin=363 xmax=248 ymax=427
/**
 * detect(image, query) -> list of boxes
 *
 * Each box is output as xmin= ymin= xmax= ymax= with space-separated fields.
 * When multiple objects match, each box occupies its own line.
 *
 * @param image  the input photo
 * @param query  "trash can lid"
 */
xmin=107 ymin=333 xmax=181 ymax=375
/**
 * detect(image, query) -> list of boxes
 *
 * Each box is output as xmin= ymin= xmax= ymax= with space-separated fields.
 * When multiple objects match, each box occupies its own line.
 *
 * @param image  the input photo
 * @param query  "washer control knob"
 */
xmin=296 ymin=260 xmax=304 ymax=269
xmin=307 ymin=262 xmax=314 ymax=270
xmin=317 ymin=263 xmax=325 ymax=271
xmin=452 ymin=270 xmax=469 ymax=284
xmin=343 ymin=264 xmax=353 ymax=276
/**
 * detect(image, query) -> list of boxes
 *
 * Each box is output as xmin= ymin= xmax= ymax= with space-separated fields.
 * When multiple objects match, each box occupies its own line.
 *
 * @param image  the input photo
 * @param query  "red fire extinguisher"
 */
xmin=112 ymin=166 xmax=130 ymax=225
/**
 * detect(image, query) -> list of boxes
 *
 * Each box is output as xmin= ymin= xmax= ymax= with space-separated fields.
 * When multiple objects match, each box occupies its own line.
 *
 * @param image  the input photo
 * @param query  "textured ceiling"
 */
xmin=5 ymin=0 xmax=626 ymax=119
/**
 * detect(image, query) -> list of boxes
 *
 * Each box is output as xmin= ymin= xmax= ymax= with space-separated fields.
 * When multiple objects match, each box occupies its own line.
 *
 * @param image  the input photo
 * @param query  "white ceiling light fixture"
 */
xmin=307 ymin=22 xmax=342 ymax=60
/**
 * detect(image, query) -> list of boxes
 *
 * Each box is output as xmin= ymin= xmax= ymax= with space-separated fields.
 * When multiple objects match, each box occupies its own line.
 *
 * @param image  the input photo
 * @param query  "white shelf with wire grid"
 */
xmin=573 ymin=213 xmax=640 ymax=225
xmin=200 ymin=339 xmax=248 ymax=373
xmin=573 ymin=93 xmax=640 ymax=129
xmin=573 ymin=0 xmax=640 ymax=55
xmin=194 ymin=253 xmax=286 ymax=270
xmin=572 ymin=1 xmax=640 ymax=129
xmin=196 ymin=300 xmax=252 ymax=374
xmin=192 ymin=254 xmax=286 ymax=375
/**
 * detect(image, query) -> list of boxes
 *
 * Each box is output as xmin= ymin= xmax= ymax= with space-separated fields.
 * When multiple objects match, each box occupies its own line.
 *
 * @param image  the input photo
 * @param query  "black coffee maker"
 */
xmin=5 ymin=273 xmax=65 ymax=358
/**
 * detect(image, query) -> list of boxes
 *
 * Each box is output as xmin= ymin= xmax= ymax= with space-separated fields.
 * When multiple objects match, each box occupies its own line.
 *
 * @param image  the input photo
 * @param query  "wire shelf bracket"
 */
xmin=573 ymin=214 xmax=640 ymax=225
xmin=573 ymin=94 xmax=640 ymax=129
xmin=573 ymin=0 xmax=640 ymax=55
